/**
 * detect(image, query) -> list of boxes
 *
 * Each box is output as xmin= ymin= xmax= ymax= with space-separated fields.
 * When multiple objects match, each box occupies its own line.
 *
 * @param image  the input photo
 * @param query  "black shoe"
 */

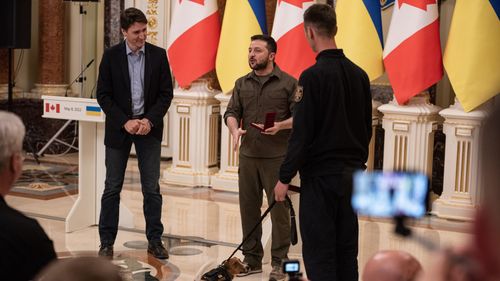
xmin=147 ymin=241 xmax=169 ymax=259
xmin=98 ymin=244 xmax=114 ymax=258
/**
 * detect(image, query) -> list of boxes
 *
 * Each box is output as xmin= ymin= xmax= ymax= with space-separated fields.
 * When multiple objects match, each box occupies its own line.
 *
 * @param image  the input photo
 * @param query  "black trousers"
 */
xmin=300 ymin=170 xmax=359 ymax=281
xmin=99 ymin=134 xmax=163 ymax=245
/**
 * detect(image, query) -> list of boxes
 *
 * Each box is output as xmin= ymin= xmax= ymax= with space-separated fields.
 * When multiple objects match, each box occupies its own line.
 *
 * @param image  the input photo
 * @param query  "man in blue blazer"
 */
xmin=96 ymin=7 xmax=173 ymax=259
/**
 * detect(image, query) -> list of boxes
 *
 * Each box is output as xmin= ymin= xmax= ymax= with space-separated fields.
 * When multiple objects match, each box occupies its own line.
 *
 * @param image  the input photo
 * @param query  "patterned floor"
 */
xmin=11 ymin=161 xmax=78 ymax=199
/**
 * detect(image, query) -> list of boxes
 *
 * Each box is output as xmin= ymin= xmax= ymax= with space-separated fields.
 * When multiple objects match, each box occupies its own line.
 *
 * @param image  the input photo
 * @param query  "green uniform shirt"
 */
xmin=224 ymin=65 xmax=297 ymax=158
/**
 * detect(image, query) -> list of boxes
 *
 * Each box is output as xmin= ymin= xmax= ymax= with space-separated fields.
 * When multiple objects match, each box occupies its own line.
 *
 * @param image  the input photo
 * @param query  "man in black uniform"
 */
xmin=274 ymin=4 xmax=372 ymax=281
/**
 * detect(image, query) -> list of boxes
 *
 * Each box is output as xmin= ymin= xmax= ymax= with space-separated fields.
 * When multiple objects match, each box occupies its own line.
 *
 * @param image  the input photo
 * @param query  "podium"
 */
xmin=41 ymin=96 xmax=134 ymax=232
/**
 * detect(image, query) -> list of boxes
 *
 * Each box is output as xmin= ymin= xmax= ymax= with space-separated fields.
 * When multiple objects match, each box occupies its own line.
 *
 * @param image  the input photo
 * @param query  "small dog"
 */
xmin=201 ymin=257 xmax=249 ymax=281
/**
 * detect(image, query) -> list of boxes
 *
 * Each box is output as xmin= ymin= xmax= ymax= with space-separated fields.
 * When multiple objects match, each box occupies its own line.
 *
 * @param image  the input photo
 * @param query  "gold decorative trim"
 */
xmin=146 ymin=0 xmax=159 ymax=45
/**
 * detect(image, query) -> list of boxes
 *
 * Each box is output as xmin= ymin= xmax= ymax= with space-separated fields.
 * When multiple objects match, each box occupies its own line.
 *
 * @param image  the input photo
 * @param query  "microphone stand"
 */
xmin=65 ymin=59 xmax=94 ymax=97
xmin=36 ymin=59 xmax=94 ymax=157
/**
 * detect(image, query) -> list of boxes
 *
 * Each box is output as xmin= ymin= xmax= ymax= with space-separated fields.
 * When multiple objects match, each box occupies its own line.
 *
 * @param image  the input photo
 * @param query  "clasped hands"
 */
xmin=124 ymin=118 xmax=151 ymax=135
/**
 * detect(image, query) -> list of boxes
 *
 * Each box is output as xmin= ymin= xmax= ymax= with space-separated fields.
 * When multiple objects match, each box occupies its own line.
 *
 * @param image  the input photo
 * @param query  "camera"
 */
xmin=281 ymin=260 xmax=302 ymax=281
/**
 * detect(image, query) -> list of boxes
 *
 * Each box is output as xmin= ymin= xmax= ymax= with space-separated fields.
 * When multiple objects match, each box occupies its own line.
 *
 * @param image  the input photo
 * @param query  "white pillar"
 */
xmin=211 ymin=92 xmax=240 ymax=192
xmin=378 ymin=93 xmax=441 ymax=176
xmin=160 ymin=111 xmax=173 ymax=158
xmin=162 ymin=81 xmax=221 ymax=187
xmin=367 ymin=100 xmax=382 ymax=171
xmin=432 ymin=99 xmax=486 ymax=221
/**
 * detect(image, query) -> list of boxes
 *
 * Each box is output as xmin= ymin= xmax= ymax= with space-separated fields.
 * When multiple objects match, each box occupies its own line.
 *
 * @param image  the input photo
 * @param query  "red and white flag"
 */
xmin=167 ymin=0 xmax=220 ymax=87
xmin=45 ymin=103 xmax=60 ymax=113
xmin=383 ymin=0 xmax=443 ymax=104
xmin=271 ymin=0 xmax=316 ymax=79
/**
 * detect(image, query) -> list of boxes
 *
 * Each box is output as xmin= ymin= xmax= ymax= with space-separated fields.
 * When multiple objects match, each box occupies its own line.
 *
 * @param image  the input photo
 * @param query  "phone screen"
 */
xmin=283 ymin=262 xmax=300 ymax=273
xmin=352 ymin=171 xmax=428 ymax=218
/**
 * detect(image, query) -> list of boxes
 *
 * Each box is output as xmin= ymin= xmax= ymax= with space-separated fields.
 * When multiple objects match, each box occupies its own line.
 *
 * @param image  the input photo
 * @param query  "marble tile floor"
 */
xmin=5 ymin=154 xmax=474 ymax=280
xmin=32 ymin=217 xmax=301 ymax=281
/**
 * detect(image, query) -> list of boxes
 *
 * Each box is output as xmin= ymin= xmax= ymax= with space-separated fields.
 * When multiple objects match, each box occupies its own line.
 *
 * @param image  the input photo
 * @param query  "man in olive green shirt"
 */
xmin=224 ymin=34 xmax=297 ymax=280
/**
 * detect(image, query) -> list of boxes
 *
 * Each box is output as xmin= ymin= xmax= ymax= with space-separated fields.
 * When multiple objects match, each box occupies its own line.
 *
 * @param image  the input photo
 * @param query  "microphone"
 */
xmin=86 ymin=59 xmax=94 ymax=69
xmin=65 ymin=59 xmax=95 ymax=97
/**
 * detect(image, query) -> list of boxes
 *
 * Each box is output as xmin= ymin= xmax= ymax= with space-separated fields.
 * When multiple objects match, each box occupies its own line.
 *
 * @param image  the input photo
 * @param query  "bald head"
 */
xmin=36 ymin=257 xmax=123 ymax=281
xmin=362 ymin=250 xmax=422 ymax=281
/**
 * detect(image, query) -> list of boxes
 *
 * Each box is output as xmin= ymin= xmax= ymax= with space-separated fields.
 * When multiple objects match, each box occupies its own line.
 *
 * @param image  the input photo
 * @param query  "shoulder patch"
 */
xmin=294 ymin=86 xmax=303 ymax=103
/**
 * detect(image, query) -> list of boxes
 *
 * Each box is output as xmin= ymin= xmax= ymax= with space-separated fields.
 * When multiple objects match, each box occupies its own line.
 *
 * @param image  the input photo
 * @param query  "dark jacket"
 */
xmin=279 ymin=49 xmax=372 ymax=183
xmin=0 ymin=196 xmax=57 ymax=281
xmin=96 ymin=41 xmax=173 ymax=148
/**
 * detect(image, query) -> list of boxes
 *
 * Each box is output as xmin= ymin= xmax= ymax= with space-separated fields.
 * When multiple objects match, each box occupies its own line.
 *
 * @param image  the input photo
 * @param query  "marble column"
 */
xmin=432 ymin=99 xmax=487 ymax=221
xmin=162 ymin=81 xmax=221 ymax=187
xmin=104 ymin=0 xmax=123 ymax=49
xmin=0 ymin=49 xmax=9 ymax=99
xmin=31 ymin=0 xmax=68 ymax=97
xmin=378 ymin=92 xmax=442 ymax=176
xmin=211 ymin=92 xmax=240 ymax=192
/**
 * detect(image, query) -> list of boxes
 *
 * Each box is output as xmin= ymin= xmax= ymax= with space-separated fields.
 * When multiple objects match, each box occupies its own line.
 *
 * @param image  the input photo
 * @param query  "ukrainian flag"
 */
xmin=335 ymin=0 xmax=384 ymax=81
xmin=216 ymin=0 xmax=267 ymax=93
xmin=444 ymin=0 xmax=500 ymax=112
xmin=86 ymin=106 xmax=102 ymax=116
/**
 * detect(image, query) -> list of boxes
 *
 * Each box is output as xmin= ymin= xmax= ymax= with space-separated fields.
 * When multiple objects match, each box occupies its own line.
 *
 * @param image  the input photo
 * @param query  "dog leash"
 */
xmin=225 ymin=195 xmax=298 ymax=262
xmin=286 ymin=196 xmax=298 ymax=246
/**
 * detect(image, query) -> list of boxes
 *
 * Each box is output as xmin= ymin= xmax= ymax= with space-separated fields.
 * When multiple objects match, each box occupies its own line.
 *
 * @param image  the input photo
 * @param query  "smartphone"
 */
xmin=282 ymin=260 xmax=300 ymax=274
xmin=352 ymin=171 xmax=428 ymax=218
xmin=251 ymin=112 xmax=276 ymax=131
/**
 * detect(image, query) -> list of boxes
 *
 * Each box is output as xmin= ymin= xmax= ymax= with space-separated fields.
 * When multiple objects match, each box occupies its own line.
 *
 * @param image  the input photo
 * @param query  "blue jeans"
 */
xmin=99 ymin=134 xmax=163 ymax=245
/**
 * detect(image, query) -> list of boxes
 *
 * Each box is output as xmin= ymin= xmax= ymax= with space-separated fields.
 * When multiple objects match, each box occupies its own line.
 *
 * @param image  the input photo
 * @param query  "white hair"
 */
xmin=0 ymin=111 xmax=25 ymax=172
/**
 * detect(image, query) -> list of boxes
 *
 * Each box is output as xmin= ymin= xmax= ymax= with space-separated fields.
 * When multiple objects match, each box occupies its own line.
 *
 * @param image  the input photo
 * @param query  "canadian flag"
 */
xmin=167 ymin=0 xmax=220 ymax=87
xmin=45 ymin=103 xmax=60 ymax=113
xmin=383 ymin=0 xmax=443 ymax=104
xmin=271 ymin=0 xmax=316 ymax=79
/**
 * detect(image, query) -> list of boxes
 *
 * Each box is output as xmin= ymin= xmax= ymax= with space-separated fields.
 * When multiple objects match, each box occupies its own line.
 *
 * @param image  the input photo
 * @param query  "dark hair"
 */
xmin=303 ymin=4 xmax=337 ymax=38
xmin=250 ymin=34 xmax=278 ymax=54
xmin=120 ymin=7 xmax=148 ymax=31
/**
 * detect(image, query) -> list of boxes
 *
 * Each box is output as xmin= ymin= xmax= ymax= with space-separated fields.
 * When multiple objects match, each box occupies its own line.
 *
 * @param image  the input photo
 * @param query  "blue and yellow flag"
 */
xmin=335 ymin=0 xmax=384 ymax=81
xmin=216 ymin=0 xmax=267 ymax=93
xmin=443 ymin=0 xmax=500 ymax=112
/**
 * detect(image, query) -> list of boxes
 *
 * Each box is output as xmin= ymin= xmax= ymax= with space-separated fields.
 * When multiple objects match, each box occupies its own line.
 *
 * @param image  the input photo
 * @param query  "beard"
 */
xmin=249 ymin=59 xmax=268 ymax=71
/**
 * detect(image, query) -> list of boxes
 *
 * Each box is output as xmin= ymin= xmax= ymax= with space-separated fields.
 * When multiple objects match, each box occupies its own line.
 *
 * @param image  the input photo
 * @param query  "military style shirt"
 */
xmin=224 ymin=65 xmax=297 ymax=158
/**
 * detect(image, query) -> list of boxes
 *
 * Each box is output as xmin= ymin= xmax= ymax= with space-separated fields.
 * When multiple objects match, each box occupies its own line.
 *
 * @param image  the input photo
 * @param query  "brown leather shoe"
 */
xmin=147 ymin=242 xmax=169 ymax=259
xmin=98 ymin=244 xmax=114 ymax=258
